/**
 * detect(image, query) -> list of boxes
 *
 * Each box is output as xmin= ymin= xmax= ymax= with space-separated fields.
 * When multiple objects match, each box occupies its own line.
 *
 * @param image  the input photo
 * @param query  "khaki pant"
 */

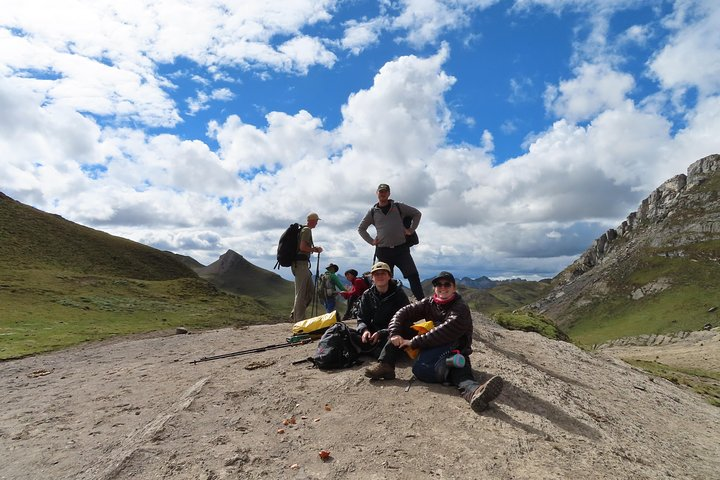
xmin=291 ymin=260 xmax=314 ymax=322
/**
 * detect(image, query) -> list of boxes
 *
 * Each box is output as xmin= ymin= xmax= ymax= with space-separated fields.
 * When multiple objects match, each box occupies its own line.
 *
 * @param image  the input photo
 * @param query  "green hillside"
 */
xmin=0 ymin=193 xmax=196 ymax=280
xmin=566 ymin=241 xmax=720 ymax=345
xmin=0 ymin=193 xmax=289 ymax=360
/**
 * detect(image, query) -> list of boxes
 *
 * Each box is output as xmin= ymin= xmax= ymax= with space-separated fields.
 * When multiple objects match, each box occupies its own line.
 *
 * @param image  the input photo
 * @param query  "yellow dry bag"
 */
xmin=292 ymin=311 xmax=337 ymax=336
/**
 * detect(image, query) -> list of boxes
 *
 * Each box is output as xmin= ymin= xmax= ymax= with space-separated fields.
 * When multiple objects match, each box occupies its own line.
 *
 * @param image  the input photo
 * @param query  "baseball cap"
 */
xmin=325 ymin=263 xmax=339 ymax=273
xmin=307 ymin=212 xmax=321 ymax=221
xmin=370 ymin=261 xmax=392 ymax=274
xmin=377 ymin=183 xmax=390 ymax=192
xmin=432 ymin=271 xmax=456 ymax=286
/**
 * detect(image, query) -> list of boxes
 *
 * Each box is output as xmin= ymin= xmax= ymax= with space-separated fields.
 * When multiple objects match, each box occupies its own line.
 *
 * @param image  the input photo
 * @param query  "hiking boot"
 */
xmin=364 ymin=362 xmax=396 ymax=380
xmin=465 ymin=376 xmax=504 ymax=413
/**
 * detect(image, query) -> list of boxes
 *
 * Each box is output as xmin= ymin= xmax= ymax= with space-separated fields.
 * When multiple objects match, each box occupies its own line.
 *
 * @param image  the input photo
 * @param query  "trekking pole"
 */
xmin=190 ymin=337 xmax=312 ymax=364
xmin=311 ymin=252 xmax=320 ymax=317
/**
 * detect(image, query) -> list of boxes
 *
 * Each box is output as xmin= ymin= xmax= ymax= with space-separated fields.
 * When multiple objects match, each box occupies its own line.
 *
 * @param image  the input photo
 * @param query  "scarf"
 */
xmin=432 ymin=292 xmax=456 ymax=305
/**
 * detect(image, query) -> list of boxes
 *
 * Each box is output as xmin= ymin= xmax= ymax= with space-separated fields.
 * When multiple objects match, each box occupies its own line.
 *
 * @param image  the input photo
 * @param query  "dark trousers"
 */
xmin=375 ymin=245 xmax=424 ymax=300
xmin=377 ymin=340 xmax=475 ymax=387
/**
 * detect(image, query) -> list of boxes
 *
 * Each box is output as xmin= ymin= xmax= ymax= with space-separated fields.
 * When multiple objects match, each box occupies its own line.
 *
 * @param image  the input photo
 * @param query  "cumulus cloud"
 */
xmin=187 ymin=87 xmax=235 ymax=115
xmin=544 ymin=63 xmax=635 ymax=122
xmin=2 ymin=0 xmax=719 ymax=282
xmin=342 ymin=17 xmax=388 ymax=54
xmin=649 ymin=0 xmax=720 ymax=96
xmin=391 ymin=0 xmax=496 ymax=47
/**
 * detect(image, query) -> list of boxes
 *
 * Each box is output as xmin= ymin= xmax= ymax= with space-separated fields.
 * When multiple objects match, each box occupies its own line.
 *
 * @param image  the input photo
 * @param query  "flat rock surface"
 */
xmin=2 ymin=313 xmax=720 ymax=480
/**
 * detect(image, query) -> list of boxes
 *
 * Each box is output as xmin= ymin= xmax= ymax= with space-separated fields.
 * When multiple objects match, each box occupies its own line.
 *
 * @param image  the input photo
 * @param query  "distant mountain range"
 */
xmin=455 ymin=276 xmax=545 ymax=289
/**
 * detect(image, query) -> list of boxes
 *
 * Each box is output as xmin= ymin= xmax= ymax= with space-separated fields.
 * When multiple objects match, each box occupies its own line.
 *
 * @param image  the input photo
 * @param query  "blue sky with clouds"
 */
xmin=1 ymin=0 xmax=719 ymax=282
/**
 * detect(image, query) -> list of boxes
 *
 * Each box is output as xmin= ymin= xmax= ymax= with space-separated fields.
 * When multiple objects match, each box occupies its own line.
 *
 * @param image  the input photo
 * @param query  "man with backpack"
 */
xmin=291 ymin=212 xmax=323 ymax=322
xmin=318 ymin=263 xmax=347 ymax=313
xmin=354 ymin=261 xmax=410 ymax=358
xmin=357 ymin=183 xmax=425 ymax=300
xmin=364 ymin=271 xmax=504 ymax=413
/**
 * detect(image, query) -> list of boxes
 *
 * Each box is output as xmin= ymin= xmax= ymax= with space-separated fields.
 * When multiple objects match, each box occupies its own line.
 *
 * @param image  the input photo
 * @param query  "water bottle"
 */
xmin=445 ymin=352 xmax=465 ymax=368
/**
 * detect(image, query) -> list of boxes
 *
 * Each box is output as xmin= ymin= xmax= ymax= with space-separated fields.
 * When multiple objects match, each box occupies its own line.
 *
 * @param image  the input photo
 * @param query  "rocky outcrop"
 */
xmin=556 ymin=154 xmax=720 ymax=284
xmin=528 ymin=154 xmax=720 ymax=322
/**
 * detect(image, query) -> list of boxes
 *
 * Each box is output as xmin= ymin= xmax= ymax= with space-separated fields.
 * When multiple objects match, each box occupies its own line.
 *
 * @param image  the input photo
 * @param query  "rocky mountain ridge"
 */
xmin=529 ymin=154 xmax=720 ymax=330
xmin=557 ymin=153 xmax=719 ymax=285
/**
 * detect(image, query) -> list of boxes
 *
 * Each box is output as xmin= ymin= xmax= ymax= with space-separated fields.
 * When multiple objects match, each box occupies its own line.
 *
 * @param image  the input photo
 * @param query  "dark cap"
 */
xmin=432 ymin=271 xmax=455 ymax=286
xmin=377 ymin=183 xmax=390 ymax=192
xmin=325 ymin=263 xmax=339 ymax=273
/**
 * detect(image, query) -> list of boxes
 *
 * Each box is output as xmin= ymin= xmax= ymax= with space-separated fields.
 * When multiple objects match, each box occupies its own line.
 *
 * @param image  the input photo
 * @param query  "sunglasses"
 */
xmin=434 ymin=282 xmax=453 ymax=288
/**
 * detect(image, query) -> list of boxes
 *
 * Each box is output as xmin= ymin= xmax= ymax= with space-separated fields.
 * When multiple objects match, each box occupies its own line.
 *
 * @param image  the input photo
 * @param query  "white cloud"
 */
xmin=0 ymin=0 xmax=341 ymax=132
xmin=545 ymin=63 xmax=635 ymax=122
xmin=649 ymin=0 xmax=720 ymax=96
xmin=342 ymin=17 xmax=387 ymax=54
xmin=392 ymin=0 xmax=488 ymax=47
xmin=187 ymin=87 xmax=235 ymax=115
xmin=278 ymin=35 xmax=337 ymax=74
xmin=209 ymin=110 xmax=334 ymax=173
xmin=339 ymin=45 xmax=455 ymax=166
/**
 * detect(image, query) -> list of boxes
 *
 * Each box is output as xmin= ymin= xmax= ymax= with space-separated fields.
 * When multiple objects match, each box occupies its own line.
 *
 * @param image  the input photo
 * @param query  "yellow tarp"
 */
xmin=292 ymin=310 xmax=337 ymax=335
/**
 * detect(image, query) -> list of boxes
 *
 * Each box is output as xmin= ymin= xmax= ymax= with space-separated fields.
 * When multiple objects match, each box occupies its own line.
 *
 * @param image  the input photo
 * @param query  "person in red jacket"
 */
xmin=339 ymin=269 xmax=369 ymax=320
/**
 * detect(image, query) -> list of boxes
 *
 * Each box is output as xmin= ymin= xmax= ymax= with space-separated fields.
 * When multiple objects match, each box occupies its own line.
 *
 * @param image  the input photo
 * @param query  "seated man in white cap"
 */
xmin=364 ymin=271 xmax=504 ymax=413
xmin=353 ymin=261 xmax=411 ymax=357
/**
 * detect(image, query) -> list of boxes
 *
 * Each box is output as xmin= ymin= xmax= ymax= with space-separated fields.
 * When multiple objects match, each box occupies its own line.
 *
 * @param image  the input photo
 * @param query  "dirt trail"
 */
xmin=2 ymin=314 xmax=720 ymax=479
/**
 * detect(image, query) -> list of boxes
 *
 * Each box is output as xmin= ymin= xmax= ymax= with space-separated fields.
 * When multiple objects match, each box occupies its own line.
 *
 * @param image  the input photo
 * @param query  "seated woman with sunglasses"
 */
xmin=364 ymin=271 xmax=504 ymax=413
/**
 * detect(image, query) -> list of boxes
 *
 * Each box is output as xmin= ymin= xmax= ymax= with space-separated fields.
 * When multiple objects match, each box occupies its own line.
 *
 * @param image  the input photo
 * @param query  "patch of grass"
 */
xmin=491 ymin=311 xmax=569 ymax=341
xmin=624 ymin=359 xmax=720 ymax=407
xmin=568 ymin=284 xmax=720 ymax=346
xmin=564 ymin=247 xmax=720 ymax=346
xmin=0 ymin=269 xmax=287 ymax=360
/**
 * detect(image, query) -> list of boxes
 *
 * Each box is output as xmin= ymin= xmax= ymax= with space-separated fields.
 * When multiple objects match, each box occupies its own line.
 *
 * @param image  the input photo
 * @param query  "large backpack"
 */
xmin=275 ymin=223 xmax=303 ymax=269
xmin=310 ymin=322 xmax=362 ymax=370
xmin=317 ymin=272 xmax=335 ymax=301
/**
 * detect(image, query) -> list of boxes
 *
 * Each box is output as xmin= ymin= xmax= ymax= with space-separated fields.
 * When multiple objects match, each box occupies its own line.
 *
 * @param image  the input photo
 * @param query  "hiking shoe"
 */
xmin=364 ymin=362 xmax=396 ymax=380
xmin=466 ymin=376 xmax=504 ymax=413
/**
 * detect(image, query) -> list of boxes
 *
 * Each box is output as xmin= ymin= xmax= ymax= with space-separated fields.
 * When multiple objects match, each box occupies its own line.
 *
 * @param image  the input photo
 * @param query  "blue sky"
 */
xmin=1 ymin=0 xmax=719 ymax=282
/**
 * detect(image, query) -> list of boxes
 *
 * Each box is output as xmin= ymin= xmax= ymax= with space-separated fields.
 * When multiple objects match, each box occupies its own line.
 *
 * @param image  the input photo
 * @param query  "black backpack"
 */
xmin=275 ymin=223 xmax=303 ymax=269
xmin=310 ymin=322 xmax=362 ymax=369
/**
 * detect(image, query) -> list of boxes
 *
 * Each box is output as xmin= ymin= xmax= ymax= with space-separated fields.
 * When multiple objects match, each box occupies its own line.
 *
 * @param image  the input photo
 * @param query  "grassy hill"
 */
xmin=0 ymin=192 xmax=290 ymax=360
xmin=0 ymin=192 xmax=197 ymax=280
